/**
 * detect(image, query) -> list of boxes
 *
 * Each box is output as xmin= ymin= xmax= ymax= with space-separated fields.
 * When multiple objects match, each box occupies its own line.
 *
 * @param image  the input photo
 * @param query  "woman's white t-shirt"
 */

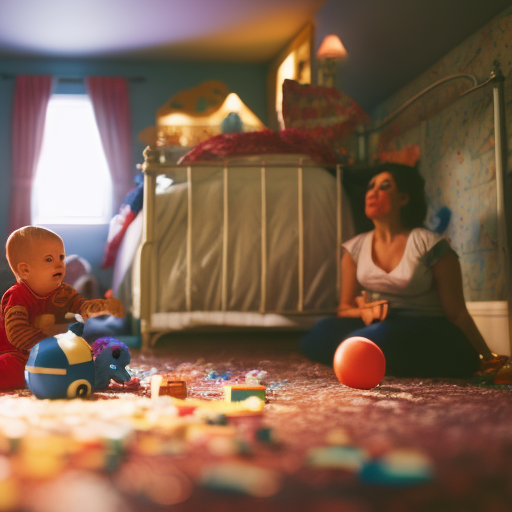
xmin=342 ymin=227 xmax=455 ymax=316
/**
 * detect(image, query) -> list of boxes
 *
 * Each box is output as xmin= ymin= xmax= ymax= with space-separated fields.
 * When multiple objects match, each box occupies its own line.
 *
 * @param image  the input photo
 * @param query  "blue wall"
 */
xmin=0 ymin=57 xmax=267 ymax=294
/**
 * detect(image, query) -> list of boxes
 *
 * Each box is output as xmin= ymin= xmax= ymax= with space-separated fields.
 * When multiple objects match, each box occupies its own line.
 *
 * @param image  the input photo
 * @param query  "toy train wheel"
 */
xmin=67 ymin=379 xmax=92 ymax=398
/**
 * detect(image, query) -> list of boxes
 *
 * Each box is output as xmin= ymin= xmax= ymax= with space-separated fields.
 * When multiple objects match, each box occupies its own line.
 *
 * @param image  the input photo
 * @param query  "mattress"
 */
xmin=113 ymin=154 xmax=354 ymax=330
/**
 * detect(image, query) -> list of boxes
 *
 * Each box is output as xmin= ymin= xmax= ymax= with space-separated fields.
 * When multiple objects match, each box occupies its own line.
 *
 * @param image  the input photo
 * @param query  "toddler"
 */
xmin=0 ymin=226 xmax=124 ymax=390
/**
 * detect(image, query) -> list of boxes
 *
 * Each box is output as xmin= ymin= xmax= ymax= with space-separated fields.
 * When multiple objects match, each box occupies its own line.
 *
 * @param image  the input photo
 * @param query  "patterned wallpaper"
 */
xmin=369 ymin=7 xmax=512 ymax=301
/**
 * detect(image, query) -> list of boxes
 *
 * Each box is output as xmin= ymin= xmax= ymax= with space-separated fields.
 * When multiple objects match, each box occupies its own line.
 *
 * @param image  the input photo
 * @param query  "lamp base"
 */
xmin=317 ymin=58 xmax=337 ymax=88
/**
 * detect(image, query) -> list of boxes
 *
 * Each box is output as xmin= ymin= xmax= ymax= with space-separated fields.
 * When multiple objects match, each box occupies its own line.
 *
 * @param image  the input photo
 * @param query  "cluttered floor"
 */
xmin=1 ymin=330 xmax=512 ymax=512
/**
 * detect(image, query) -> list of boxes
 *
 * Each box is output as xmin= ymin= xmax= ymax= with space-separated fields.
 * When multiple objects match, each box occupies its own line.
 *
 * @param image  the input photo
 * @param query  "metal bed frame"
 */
xmin=136 ymin=156 xmax=346 ymax=350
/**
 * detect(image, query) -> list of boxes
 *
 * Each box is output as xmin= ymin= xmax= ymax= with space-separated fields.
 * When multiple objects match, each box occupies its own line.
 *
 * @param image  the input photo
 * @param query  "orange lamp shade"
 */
xmin=333 ymin=336 xmax=386 ymax=390
xmin=316 ymin=35 xmax=348 ymax=61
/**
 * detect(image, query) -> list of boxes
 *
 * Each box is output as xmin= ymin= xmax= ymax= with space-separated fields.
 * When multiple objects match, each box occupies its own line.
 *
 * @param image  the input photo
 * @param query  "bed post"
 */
xmin=139 ymin=147 xmax=158 ymax=352
xmin=221 ymin=163 xmax=229 ymax=312
xmin=491 ymin=61 xmax=512 ymax=355
xmin=356 ymin=123 xmax=368 ymax=164
xmin=297 ymin=158 xmax=304 ymax=312
xmin=260 ymin=161 xmax=267 ymax=314
xmin=336 ymin=165 xmax=343 ymax=301
xmin=186 ymin=166 xmax=193 ymax=312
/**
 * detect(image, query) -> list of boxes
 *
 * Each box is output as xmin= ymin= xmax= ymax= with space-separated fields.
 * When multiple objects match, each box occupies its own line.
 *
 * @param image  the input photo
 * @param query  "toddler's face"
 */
xmin=20 ymin=238 xmax=66 ymax=296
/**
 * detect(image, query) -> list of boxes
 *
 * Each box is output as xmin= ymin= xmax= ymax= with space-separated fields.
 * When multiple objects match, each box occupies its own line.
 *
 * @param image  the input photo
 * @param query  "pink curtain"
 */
xmin=85 ymin=77 xmax=133 ymax=212
xmin=9 ymin=75 xmax=53 ymax=232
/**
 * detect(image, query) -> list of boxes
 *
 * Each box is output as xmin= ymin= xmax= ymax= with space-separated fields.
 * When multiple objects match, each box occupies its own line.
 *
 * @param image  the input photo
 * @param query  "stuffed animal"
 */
xmin=63 ymin=254 xmax=100 ymax=300
xmin=25 ymin=322 xmax=131 ymax=399
xmin=91 ymin=337 xmax=131 ymax=391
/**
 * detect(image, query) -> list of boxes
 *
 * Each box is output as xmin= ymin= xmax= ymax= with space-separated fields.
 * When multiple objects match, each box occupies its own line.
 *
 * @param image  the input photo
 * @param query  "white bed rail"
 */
xmin=138 ymin=156 xmax=344 ymax=351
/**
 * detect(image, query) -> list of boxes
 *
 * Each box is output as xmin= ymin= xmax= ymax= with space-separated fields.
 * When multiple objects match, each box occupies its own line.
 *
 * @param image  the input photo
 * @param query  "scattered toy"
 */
xmin=200 ymin=462 xmax=281 ymax=497
xmin=333 ymin=336 xmax=386 ymax=390
xmin=25 ymin=322 xmax=96 ymax=399
xmin=25 ymin=322 xmax=132 ymax=399
xmin=245 ymin=370 xmax=268 ymax=386
xmin=224 ymin=384 xmax=266 ymax=402
xmin=91 ymin=337 xmax=131 ymax=391
xmin=307 ymin=445 xmax=369 ymax=472
xmin=359 ymin=448 xmax=434 ymax=486
xmin=159 ymin=378 xmax=188 ymax=399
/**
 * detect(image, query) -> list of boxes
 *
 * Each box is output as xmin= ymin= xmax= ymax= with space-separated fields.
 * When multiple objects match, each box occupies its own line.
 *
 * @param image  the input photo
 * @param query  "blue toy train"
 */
xmin=25 ymin=322 xmax=131 ymax=399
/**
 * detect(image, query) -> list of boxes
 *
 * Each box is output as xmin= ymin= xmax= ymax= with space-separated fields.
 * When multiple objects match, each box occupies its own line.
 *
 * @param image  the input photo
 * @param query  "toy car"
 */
xmin=25 ymin=322 xmax=95 ymax=399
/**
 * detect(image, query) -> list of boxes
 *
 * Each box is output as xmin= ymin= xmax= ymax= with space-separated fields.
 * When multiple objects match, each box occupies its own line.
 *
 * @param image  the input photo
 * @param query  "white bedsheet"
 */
xmin=113 ymin=154 xmax=354 ymax=323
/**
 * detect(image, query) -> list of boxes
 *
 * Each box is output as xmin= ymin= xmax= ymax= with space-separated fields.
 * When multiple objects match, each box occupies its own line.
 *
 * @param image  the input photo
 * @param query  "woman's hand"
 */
xmin=355 ymin=295 xmax=389 ymax=326
xmin=432 ymin=252 xmax=493 ymax=360
xmin=477 ymin=354 xmax=509 ymax=374
xmin=337 ymin=251 xmax=388 ymax=324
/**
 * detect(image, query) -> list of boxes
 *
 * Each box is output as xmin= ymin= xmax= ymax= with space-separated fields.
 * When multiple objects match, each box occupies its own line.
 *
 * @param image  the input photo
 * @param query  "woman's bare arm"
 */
xmin=337 ymin=251 xmax=388 ymax=324
xmin=337 ymin=251 xmax=360 ymax=316
xmin=432 ymin=251 xmax=493 ymax=359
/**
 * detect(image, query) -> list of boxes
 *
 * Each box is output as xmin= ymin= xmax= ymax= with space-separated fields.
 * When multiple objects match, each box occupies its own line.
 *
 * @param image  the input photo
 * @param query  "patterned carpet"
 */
xmin=1 ymin=331 xmax=512 ymax=512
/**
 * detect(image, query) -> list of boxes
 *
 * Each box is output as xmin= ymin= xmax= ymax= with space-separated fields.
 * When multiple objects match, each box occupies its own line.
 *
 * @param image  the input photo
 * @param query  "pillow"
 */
xmin=101 ymin=179 xmax=144 ymax=269
xmin=179 ymin=129 xmax=337 ymax=165
xmin=157 ymin=124 xmax=220 ymax=148
xmin=281 ymin=79 xmax=370 ymax=160
xmin=64 ymin=255 xmax=100 ymax=300
xmin=159 ymin=145 xmax=194 ymax=164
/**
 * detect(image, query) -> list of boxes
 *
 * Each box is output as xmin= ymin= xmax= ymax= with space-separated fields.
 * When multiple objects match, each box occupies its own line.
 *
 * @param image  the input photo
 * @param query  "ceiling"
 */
xmin=0 ymin=0 xmax=510 ymax=110
xmin=323 ymin=0 xmax=512 ymax=109
xmin=0 ymin=0 xmax=327 ymax=62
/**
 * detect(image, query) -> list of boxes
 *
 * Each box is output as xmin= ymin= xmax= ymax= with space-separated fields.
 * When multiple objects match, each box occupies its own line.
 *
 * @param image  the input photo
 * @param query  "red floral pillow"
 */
xmin=179 ymin=129 xmax=337 ymax=165
xmin=281 ymin=79 xmax=370 ymax=156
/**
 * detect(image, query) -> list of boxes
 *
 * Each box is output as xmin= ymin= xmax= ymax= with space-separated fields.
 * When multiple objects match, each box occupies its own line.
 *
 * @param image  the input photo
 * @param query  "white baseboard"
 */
xmin=467 ymin=301 xmax=510 ymax=356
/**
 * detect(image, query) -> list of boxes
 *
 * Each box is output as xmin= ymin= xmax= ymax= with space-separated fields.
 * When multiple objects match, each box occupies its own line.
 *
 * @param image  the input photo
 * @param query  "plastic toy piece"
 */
xmin=200 ymin=462 xmax=281 ymax=497
xmin=494 ymin=363 xmax=512 ymax=384
xmin=359 ymin=449 xmax=434 ymax=486
xmin=25 ymin=322 xmax=95 ymax=399
xmin=307 ymin=445 xmax=369 ymax=472
xmin=159 ymin=378 xmax=188 ymax=399
xmin=223 ymin=385 xmax=266 ymax=402
xmin=245 ymin=369 xmax=267 ymax=386
xmin=91 ymin=337 xmax=131 ymax=391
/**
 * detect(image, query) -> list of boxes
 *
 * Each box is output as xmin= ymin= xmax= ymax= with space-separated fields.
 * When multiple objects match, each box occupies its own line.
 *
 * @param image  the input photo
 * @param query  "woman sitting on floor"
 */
xmin=300 ymin=163 xmax=493 ymax=378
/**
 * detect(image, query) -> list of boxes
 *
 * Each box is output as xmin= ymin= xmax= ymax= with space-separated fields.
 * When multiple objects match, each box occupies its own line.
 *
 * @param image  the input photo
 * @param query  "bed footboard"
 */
xmin=136 ymin=152 xmax=347 ymax=351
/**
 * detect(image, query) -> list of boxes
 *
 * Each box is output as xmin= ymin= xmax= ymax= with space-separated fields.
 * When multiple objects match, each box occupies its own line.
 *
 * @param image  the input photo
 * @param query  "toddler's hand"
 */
xmin=80 ymin=297 xmax=125 ymax=321
xmin=105 ymin=298 xmax=124 ymax=318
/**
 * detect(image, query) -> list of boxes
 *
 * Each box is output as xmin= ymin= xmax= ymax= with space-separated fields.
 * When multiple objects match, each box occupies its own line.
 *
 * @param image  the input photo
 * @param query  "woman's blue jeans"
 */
xmin=300 ymin=313 xmax=480 ymax=378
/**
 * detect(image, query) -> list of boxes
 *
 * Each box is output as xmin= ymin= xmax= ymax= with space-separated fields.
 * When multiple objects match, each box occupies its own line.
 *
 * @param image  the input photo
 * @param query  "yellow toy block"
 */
xmin=223 ymin=385 xmax=266 ymax=403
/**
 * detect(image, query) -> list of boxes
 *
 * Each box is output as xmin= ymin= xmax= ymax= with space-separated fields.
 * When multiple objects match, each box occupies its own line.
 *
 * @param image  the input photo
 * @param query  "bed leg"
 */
xmin=141 ymin=333 xmax=152 ymax=353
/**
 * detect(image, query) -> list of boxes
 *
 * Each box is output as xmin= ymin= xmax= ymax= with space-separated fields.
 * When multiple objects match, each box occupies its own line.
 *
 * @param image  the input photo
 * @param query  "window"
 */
xmin=32 ymin=94 xmax=112 ymax=225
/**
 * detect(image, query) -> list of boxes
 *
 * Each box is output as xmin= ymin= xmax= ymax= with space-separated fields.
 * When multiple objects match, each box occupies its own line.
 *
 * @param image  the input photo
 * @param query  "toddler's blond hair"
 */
xmin=6 ymin=226 xmax=63 ymax=280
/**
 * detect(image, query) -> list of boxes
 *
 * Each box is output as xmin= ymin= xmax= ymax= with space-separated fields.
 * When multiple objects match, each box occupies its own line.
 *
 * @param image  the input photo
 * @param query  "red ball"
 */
xmin=333 ymin=336 xmax=386 ymax=390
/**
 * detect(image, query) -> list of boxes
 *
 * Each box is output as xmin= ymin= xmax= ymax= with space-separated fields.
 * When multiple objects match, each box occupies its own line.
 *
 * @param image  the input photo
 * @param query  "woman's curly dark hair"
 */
xmin=370 ymin=162 xmax=427 ymax=229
